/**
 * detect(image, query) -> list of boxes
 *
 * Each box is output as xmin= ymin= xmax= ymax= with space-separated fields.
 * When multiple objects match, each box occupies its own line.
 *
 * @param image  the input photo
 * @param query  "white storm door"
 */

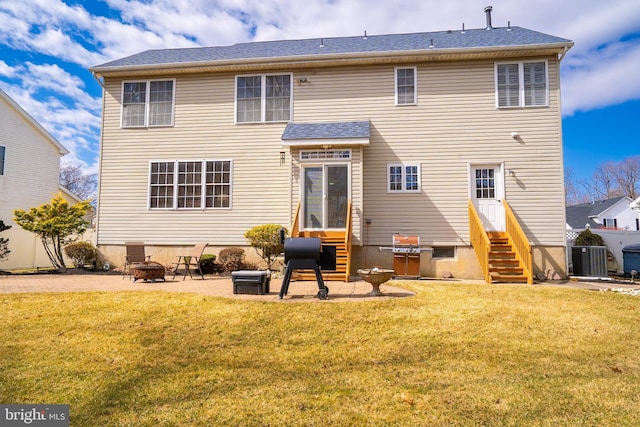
xmin=302 ymin=164 xmax=349 ymax=230
xmin=472 ymin=165 xmax=505 ymax=231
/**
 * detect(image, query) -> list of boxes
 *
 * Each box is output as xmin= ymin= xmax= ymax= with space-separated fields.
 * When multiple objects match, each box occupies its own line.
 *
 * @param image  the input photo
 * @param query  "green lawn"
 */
xmin=1 ymin=281 xmax=639 ymax=426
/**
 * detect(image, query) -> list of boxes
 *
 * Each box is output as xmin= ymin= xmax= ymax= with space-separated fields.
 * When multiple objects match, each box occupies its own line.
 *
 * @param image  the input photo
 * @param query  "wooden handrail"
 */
xmin=344 ymin=200 xmax=353 ymax=281
xmin=468 ymin=201 xmax=492 ymax=284
xmin=291 ymin=202 xmax=301 ymax=237
xmin=503 ymin=200 xmax=533 ymax=284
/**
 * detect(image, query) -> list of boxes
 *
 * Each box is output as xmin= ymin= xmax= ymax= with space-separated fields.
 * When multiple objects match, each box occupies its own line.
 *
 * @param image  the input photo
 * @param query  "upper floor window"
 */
xmin=0 ymin=145 xmax=5 ymax=175
xmin=496 ymin=61 xmax=548 ymax=108
xmin=122 ymin=79 xmax=175 ymax=127
xmin=387 ymin=163 xmax=420 ymax=193
xmin=149 ymin=160 xmax=232 ymax=209
xmin=236 ymin=74 xmax=292 ymax=123
xmin=395 ymin=67 xmax=417 ymax=105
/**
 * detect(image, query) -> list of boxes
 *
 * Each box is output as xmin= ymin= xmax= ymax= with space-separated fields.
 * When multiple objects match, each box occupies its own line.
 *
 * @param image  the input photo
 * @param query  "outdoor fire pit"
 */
xmin=132 ymin=261 xmax=166 ymax=282
xmin=357 ymin=268 xmax=395 ymax=296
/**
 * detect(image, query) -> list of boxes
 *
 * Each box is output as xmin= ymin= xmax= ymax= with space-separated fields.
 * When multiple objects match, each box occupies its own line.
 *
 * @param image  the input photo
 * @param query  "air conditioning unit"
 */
xmin=571 ymin=246 xmax=607 ymax=277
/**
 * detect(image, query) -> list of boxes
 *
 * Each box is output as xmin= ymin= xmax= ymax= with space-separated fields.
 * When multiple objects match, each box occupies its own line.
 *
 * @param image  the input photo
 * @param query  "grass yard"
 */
xmin=1 ymin=281 xmax=639 ymax=426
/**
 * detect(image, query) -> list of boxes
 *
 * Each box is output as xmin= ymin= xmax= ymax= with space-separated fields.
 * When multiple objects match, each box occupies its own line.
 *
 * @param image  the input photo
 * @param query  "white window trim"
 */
xmin=121 ymin=79 xmax=176 ymax=128
xmin=494 ymin=60 xmax=548 ymax=108
xmin=395 ymin=66 xmax=417 ymax=106
xmin=235 ymin=73 xmax=293 ymax=124
xmin=300 ymin=149 xmax=352 ymax=161
xmin=387 ymin=163 xmax=421 ymax=193
xmin=147 ymin=159 xmax=233 ymax=210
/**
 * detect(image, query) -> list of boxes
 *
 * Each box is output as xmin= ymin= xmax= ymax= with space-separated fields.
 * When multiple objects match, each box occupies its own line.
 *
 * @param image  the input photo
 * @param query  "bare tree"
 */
xmin=588 ymin=161 xmax=624 ymax=200
xmin=611 ymin=155 xmax=640 ymax=200
xmin=564 ymin=167 xmax=588 ymax=206
xmin=59 ymin=162 xmax=98 ymax=201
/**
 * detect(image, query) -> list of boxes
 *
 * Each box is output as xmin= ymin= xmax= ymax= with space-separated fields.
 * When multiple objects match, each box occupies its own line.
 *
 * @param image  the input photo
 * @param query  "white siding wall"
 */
xmin=98 ymin=56 xmax=567 ymax=272
xmin=98 ymin=73 xmax=292 ymax=246
xmin=0 ymin=98 xmax=66 ymax=269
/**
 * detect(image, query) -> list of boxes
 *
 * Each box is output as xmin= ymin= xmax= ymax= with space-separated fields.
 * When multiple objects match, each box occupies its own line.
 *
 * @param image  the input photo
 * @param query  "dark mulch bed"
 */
xmin=1 ymin=267 xmax=122 ymax=276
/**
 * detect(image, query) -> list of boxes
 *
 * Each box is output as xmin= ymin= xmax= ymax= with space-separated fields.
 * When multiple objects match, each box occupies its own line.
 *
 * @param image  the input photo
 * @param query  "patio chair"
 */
xmin=172 ymin=242 xmax=208 ymax=280
xmin=123 ymin=241 xmax=151 ymax=279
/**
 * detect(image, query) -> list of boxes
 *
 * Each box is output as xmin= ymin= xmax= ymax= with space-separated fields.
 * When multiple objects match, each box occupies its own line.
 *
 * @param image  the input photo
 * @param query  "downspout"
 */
xmin=557 ymin=44 xmax=570 ymax=276
xmin=90 ymin=70 xmax=105 ymax=253
xmin=558 ymin=46 xmax=570 ymax=63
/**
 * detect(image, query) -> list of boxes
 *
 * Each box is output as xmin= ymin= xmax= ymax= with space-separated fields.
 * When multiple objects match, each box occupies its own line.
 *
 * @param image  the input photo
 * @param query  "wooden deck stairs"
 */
xmin=487 ymin=232 xmax=528 ymax=284
xmin=289 ymin=201 xmax=352 ymax=282
xmin=469 ymin=200 xmax=533 ymax=285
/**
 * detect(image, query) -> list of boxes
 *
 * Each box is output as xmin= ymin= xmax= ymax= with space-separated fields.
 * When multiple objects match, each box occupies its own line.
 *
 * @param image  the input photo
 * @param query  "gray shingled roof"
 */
xmin=92 ymin=26 xmax=572 ymax=70
xmin=566 ymin=197 xmax=629 ymax=229
xmin=282 ymin=121 xmax=370 ymax=140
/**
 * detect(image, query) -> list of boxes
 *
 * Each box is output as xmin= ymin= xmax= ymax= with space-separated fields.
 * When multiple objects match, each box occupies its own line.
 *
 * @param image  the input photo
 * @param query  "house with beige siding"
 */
xmin=0 ymin=88 xmax=74 ymax=270
xmin=90 ymin=14 xmax=573 ymax=283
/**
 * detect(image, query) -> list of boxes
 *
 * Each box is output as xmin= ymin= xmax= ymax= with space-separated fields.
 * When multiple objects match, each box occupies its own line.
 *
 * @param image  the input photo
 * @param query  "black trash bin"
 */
xmin=622 ymin=244 xmax=640 ymax=276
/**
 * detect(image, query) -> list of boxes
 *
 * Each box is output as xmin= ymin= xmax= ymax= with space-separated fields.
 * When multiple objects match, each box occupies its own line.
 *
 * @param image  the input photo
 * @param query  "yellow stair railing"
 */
xmin=468 ymin=201 xmax=492 ymax=284
xmin=503 ymin=200 xmax=533 ymax=284
xmin=343 ymin=200 xmax=353 ymax=281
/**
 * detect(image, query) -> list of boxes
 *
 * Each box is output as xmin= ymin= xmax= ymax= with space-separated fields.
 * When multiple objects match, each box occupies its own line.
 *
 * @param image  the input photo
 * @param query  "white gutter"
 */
xmin=91 ymin=42 xmax=574 ymax=77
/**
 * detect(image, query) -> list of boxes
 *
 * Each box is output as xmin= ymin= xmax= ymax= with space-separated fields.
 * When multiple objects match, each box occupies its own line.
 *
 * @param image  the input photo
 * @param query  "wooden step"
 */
xmin=491 ymin=273 xmax=529 ymax=283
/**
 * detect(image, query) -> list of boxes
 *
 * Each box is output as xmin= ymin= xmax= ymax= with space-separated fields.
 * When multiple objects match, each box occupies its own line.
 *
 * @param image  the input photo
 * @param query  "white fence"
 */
xmin=567 ymin=229 xmax=640 ymax=274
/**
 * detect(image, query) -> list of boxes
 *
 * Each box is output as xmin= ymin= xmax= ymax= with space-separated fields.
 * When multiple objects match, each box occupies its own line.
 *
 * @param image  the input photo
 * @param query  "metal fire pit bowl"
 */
xmin=357 ymin=268 xmax=395 ymax=296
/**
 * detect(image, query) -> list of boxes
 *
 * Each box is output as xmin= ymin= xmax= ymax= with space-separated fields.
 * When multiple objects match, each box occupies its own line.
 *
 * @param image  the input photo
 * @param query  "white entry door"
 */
xmin=471 ymin=165 xmax=505 ymax=231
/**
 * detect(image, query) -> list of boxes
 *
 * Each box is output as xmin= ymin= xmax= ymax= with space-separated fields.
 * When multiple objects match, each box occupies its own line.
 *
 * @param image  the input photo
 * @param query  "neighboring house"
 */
xmin=0 ymin=88 xmax=70 ymax=270
xmin=90 ymin=8 xmax=574 ymax=283
xmin=566 ymin=197 xmax=639 ymax=231
xmin=566 ymin=197 xmax=640 ymax=275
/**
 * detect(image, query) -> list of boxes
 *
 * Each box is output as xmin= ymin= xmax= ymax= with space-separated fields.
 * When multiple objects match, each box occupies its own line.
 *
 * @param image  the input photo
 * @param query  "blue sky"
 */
xmin=0 ymin=0 xmax=639 ymax=183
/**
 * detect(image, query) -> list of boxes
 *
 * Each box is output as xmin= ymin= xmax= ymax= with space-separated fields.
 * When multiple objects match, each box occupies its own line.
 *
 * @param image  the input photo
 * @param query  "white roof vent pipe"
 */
xmin=484 ymin=5 xmax=493 ymax=30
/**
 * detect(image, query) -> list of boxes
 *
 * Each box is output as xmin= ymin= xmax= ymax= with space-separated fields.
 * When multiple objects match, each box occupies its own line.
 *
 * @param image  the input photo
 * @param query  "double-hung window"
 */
xmin=236 ymin=74 xmax=292 ymax=123
xmin=0 ymin=145 xmax=5 ymax=176
xmin=496 ymin=61 xmax=548 ymax=108
xmin=122 ymin=79 xmax=175 ymax=127
xmin=387 ymin=164 xmax=420 ymax=193
xmin=149 ymin=160 xmax=232 ymax=209
xmin=395 ymin=67 xmax=417 ymax=105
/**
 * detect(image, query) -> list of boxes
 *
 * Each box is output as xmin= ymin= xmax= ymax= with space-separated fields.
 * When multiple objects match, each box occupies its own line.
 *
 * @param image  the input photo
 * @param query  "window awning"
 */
xmin=281 ymin=121 xmax=370 ymax=147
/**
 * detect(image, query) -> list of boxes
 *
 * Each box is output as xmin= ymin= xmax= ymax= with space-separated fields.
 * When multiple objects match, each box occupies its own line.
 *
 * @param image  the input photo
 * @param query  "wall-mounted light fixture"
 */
xmin=511 ymin=131 xmax=520 ymax=139
xmin=280 ymin=151 xmax=286 ymax=166
xmin=296 ymin=77 xmax=309 ymax=83
xmin=507 ymin=169 xmax=515 ymax=177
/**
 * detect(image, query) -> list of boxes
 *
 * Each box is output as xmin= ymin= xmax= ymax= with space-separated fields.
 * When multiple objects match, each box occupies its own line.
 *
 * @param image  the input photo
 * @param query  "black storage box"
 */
xmin=232 ymin=270 xmax=271 ymax=295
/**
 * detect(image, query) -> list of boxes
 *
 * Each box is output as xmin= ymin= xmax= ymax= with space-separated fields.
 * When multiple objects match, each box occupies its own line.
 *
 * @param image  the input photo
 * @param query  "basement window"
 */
xmin=432 ymin=246 xmax=455 ymax=258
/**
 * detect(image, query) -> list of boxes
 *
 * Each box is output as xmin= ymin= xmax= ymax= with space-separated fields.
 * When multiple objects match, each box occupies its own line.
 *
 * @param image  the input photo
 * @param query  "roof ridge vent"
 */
xmin=484 ymin=5 xmax=493 ymax=30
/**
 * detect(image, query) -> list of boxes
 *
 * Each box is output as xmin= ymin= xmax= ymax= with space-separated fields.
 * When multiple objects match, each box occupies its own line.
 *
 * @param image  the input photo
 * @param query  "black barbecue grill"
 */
xmin=279 ymin=237 xmax=329 ymax=300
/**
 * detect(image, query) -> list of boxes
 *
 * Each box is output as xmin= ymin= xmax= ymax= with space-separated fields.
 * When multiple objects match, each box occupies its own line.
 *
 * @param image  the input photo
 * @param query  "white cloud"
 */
xmin=562 ymin=40 xmax=640 ymax=115
xmin=0 ymin=59 xmax=16 ymax=77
